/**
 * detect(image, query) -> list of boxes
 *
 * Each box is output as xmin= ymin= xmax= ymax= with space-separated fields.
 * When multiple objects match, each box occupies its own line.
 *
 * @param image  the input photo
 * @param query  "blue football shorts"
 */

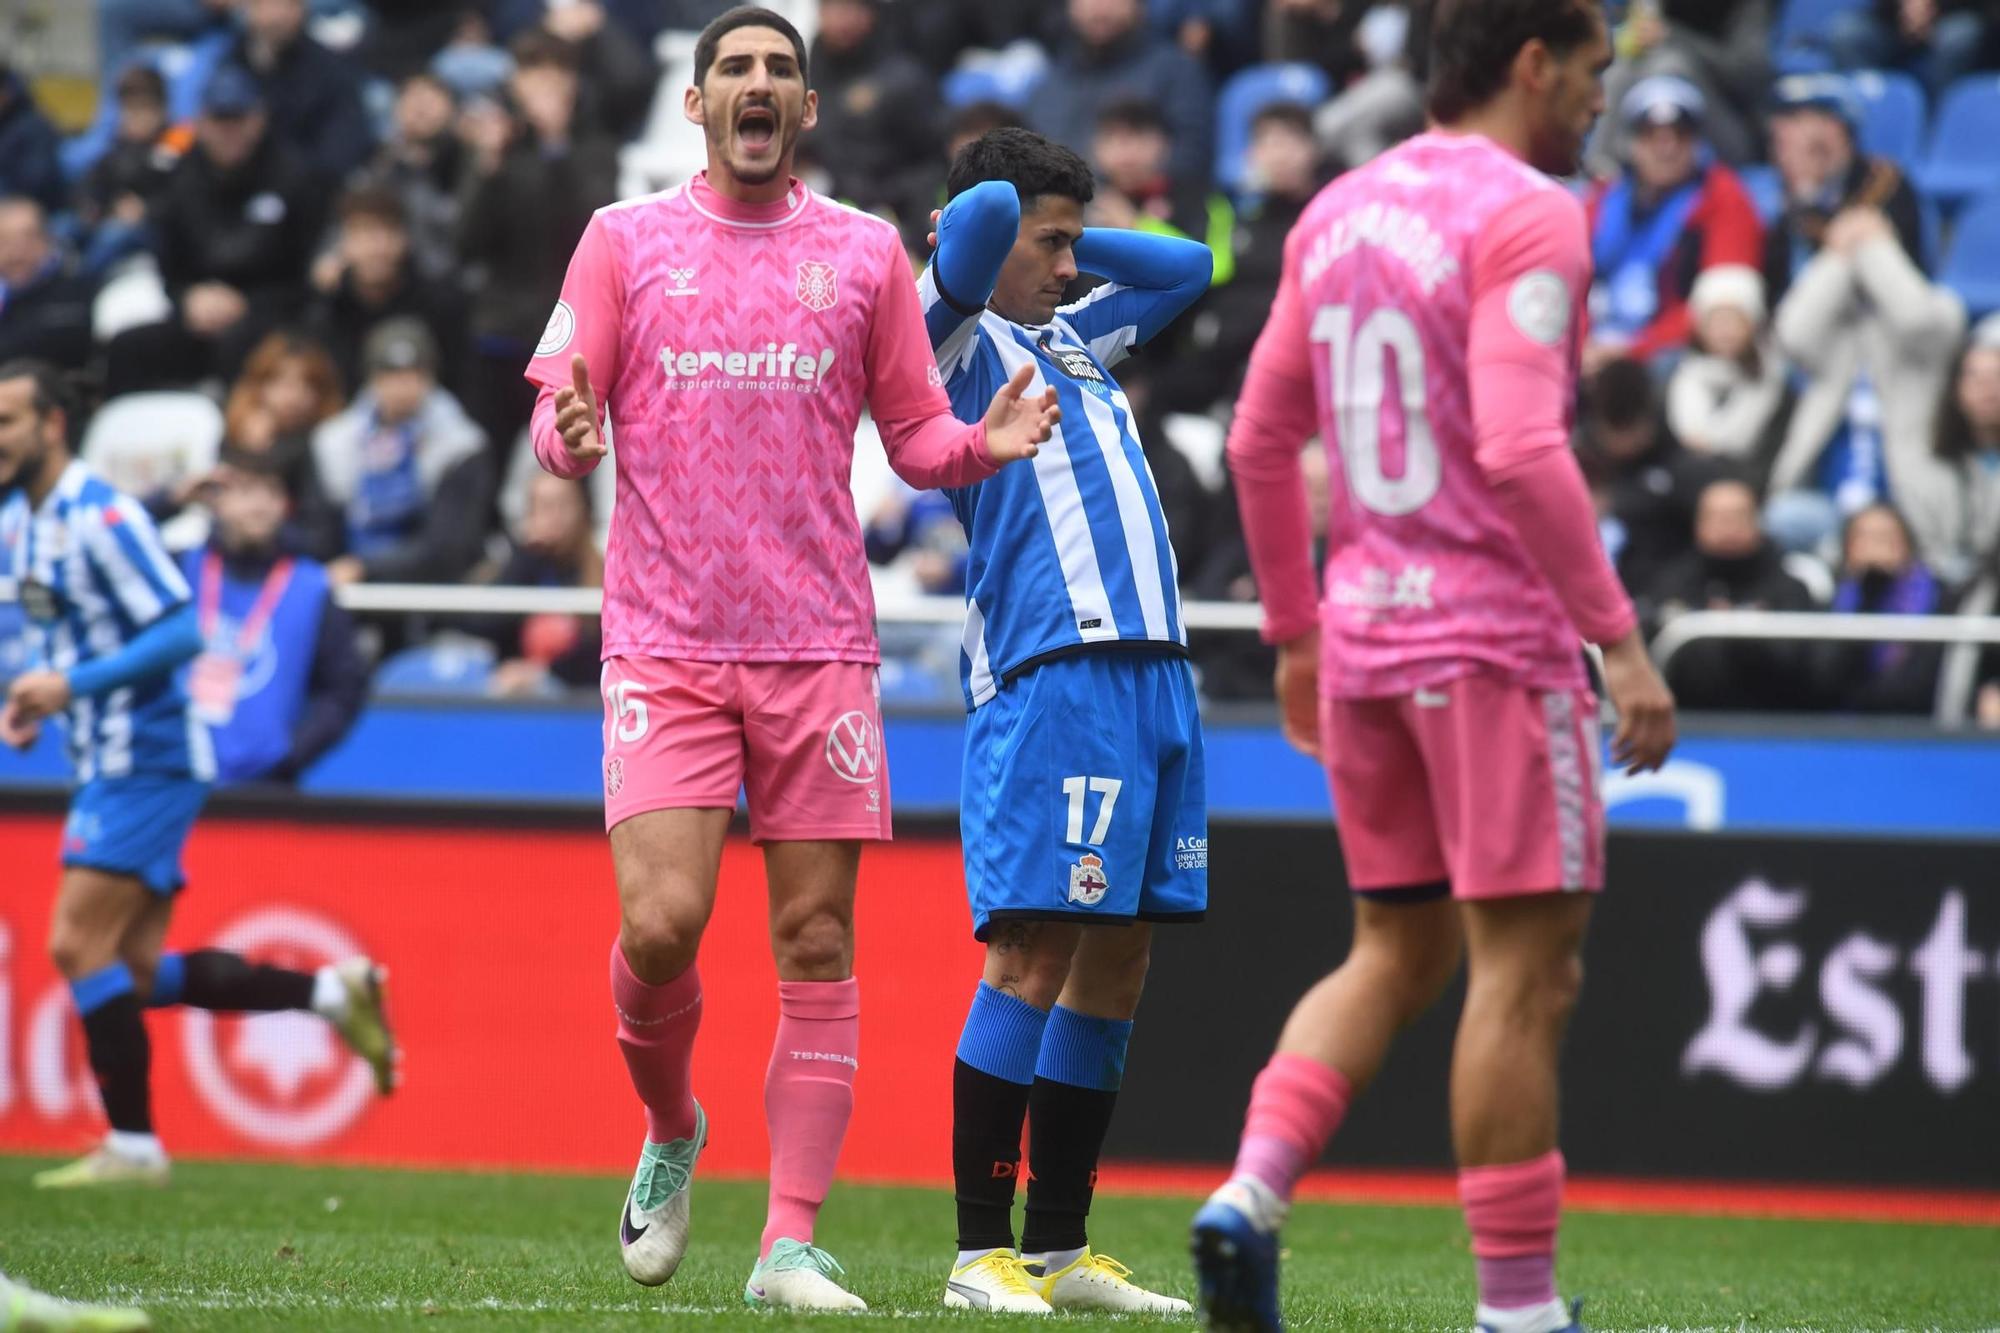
xmin=960 ymin=650 xmax=1207 ymax=940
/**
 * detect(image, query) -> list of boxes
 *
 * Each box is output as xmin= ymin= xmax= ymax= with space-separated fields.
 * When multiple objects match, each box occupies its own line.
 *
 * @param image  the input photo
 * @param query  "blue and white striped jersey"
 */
xmin=919 ymin=190 xmax=1211 ymax=709
xmin=2 ymin=461 xmax=212 ymax=781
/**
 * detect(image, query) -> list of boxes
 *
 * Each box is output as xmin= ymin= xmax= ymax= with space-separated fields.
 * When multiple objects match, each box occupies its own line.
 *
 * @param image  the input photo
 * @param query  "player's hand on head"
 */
xmin=1274 ymin=632 xmax=1321 ymax=759
xmin=1601 ymin=631 xmax=1676 ymax=774
xmin=982 ymin=363 xmax=1060 ymax=465
xmin=553 ymin=354 xmax=607 ymax=462
xmin=927 ymin=208 xmax=941 ymax=252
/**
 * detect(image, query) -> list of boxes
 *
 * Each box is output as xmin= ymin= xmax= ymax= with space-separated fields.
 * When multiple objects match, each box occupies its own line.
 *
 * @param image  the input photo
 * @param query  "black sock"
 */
xmin=953 ymin=1057 xmax=1033 ymax=1253
xmin=1021 ymin=1077 xmax=1120 ymax=1256
xmin=177 ymin=950 xmax=315 ymax=1012
xmin=80 ymin=994 xmax=153 ymax=1134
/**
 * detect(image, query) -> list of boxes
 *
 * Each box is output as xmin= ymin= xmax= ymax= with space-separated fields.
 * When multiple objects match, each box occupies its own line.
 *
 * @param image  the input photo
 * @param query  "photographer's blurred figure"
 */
xmin=177 ymin=448 xmax=367 ymax=784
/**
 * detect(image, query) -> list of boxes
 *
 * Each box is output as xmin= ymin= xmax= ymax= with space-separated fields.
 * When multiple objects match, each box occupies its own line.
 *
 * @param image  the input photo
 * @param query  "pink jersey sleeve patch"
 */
xmin=1469 ymin=189 xmax=1636 ymax=647
xmin=524 ymin=212 xmax=625 ymax=402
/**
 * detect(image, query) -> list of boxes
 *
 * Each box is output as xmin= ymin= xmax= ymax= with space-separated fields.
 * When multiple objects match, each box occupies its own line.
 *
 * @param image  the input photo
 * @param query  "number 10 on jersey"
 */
xmin=1312 ymin=304 xmax=1441 ymax=516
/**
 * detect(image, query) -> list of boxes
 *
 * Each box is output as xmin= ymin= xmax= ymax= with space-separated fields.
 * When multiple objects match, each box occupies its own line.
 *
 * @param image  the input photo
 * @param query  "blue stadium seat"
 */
xmin=1214 ymin=63 xmax=1331 ymax=195
xmin=1940 ymin=195 xmax=2000 ymax=318
xmin=1848 ymin=70 xmax=1926 ymax=165
xmin=941 ymin=64 xmax=1044 ymax=110
xmin=373 ymin=640 xmax=496 ymax=696
xmin=1772 ymin=0 xmax=1872 ymax=74
xmin=1738 ymin=163 xmax=1784 ymax=224
xmin=1915 ymin=76 xmax=2000 ymax=204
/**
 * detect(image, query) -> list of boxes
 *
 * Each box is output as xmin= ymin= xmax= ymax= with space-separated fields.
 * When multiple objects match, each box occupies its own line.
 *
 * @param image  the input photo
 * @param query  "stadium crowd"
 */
xmin=4 ymin=0 xmax=2000 ymax=756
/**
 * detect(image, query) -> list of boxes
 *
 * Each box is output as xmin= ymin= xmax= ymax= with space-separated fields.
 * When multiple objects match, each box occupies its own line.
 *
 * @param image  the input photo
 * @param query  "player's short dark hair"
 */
xmin=338 ymin=182 xmax=407 ymax=229
xmin=510 ymin=27 xmax=580 ymax=73
xmin=1095 ymin=95 xmax=1168 ymax=138
xmin=693 ymin=7 xmax=809 ymax=87
xmin=947 ymin=127 xmax=1096 ymax=208
xmin=0 ymin=358 xmax=91 ymax=446
xmin=1251 ymin=100 xmax=1315 ymax=138
xmin=1426 ymin=0 xmax=1602 ymax=123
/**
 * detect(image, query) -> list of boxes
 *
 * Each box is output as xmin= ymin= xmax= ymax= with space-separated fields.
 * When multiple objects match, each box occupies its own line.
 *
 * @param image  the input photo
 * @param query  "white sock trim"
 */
xmin=311 ymin=965 xmax=347 ymax=1020
xmin=104 ymin=1129 xmax=165 ymax=1163
xmin=953 ymin=1246 xmax=1014 ymax=1270
xmin=1021 ymin=1245 xmax=1088 ymax=1273
xmin=1475 ymin=1296 xmax=1571 ymax=1333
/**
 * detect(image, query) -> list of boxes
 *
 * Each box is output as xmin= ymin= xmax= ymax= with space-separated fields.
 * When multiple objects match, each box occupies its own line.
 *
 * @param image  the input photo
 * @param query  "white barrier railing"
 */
xmin=334 ymin=583 xmax=1271 ymax=631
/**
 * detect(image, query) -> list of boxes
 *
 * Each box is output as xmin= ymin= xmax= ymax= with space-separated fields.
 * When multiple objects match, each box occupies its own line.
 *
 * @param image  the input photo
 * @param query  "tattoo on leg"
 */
xmin=990 ymin=922 xmax=1035 ymax=955
xmin=996 ymin=971 xmax=1025 ymax=999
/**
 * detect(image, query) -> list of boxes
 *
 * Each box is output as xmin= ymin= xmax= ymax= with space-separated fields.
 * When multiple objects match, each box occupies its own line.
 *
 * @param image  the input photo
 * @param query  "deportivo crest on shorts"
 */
xmin=1068 ymin=851 xmax=1109 ymax=906
xmin=796 ymin=261 xmax=838 ymax=312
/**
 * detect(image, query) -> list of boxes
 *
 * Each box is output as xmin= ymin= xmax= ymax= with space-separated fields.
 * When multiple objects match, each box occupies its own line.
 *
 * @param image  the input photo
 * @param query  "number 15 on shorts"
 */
xmin=1062 ymin=775 xmax=1122 ymax=846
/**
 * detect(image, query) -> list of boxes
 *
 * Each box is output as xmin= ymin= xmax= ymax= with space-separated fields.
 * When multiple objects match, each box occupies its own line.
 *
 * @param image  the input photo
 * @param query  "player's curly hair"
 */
xmin=946 ymin=127 xmax=1096 ymax=208
xmin=1426 ymin=0 xmax=1602 ymax=123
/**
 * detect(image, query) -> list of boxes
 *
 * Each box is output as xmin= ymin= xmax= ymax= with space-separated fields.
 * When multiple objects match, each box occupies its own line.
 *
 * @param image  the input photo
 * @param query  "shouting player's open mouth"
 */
xmin=736 ymin=104 xmax=779 ymax=157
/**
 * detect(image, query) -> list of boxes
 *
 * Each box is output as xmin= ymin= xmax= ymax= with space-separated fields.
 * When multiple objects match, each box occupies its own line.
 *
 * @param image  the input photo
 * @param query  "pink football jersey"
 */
xmin=1230 ymin=131 xmax=1634 ymax=698
xmin=526 ymin=173 xmax=995 ymax=664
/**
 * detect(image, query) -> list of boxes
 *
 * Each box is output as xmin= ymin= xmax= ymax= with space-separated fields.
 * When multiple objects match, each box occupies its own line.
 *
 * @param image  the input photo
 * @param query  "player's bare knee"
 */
xmin=46 ymin=926 xmax=109 ymax=981
xmin=772 ymin=905 xmax=854 ymax=979
xmin=619 ymin=898 xmax=705 ymax=979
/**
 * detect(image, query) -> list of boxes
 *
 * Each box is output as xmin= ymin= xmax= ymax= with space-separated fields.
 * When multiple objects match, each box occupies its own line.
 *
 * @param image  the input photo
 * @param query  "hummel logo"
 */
xmin=665 ymin=265 xmax=699 ymax=296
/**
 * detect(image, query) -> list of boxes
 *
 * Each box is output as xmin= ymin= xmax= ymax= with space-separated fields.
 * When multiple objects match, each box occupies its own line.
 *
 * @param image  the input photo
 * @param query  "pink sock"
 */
xmin=609 ymin=938 xmax=702 ymax=1144
xmin=1460 ymin=1150 xmax=1564 ymax=1311
xmin=1230 ymin=1052 xmax=1352 ymax=1201
xmin=760 ymin=977 xmax=860 ymax=1259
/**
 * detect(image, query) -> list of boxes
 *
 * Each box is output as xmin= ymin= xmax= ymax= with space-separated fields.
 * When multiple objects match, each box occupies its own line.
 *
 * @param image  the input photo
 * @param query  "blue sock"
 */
xmin=147 ymin=953 xmax=186 ymax=1008
xmin=955 ymin=981 xmax=1050 ymax=1085
xmin=1035 ymin=1004 xmax=1133 ymax=1092
xmin=70 ymin=961 xmax=137 ymax=1016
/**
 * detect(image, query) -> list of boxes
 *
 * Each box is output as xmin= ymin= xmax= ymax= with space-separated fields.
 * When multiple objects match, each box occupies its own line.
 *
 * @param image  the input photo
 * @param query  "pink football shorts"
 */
xmin=598 ymin=656 xmax=892 ymax=843
xmin=1321 ymin=672 xmax=1604 ymax=900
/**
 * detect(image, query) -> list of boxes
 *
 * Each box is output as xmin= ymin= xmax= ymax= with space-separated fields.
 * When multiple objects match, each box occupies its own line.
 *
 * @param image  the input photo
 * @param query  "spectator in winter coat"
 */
xmin=458 ymin=471 xmax=604 ymax=697
xmin=1829 ymin=0 xmax=1999 ymax=99
xmin=104 ymin=67 xmax=324 ymax=394
xmin=0 ymin=200 xmax=96 ymax=372
xmin=1030 ymin=0 xmax=1215 ymax=190
xmin=1805 ymin=502 xmax=1948 ymax=715
xmin=1667 ymin=265 xmax=1790 ymax=466
xmin=1767 ymin=203 xmax=1965 ymax=556
xmin=1649 ymin=476 xmax=1817 ymax=711
xmin=306 ymin=184 xmax=469 ymax=400
xmin=314 ymin=318 xmax=493 ymax=587
xmin=1584 ymin=75 xmax=1762 ymax=369
xmin=0 ymin=65 xmax=67 ymax=214
xmin=216 ymin=0 xmax=376 ymax=183
xmin=807 ymin=0 xmax=942 ymax=218
xmin=1898 ymin=315 xmax=2000 ymax=584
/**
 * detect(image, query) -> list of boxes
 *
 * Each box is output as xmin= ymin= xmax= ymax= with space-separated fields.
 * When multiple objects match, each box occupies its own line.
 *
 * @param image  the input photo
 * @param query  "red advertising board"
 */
xmin=0 ymin=813 xmax=983 ymax=1180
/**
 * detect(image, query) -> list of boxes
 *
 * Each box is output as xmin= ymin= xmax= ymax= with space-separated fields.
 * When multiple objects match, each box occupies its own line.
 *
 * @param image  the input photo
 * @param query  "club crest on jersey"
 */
xmin=1068 ymin=852 xmax=1110 ymax=906
xmin=796 ymin=260 xmax=838 ymax=312
xmin=18 ymin=578 xmax=58 ymax=623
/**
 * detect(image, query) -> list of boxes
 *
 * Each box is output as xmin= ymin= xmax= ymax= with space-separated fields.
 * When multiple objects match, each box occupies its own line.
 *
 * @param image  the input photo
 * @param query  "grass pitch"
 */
xmin=1 ymin=1156 xmax=1994 ymax=1331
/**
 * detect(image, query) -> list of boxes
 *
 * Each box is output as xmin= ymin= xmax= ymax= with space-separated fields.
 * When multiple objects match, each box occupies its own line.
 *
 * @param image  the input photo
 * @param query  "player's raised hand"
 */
xmin=1274 ymin=632 xmax=1320 ymax=758
xmin=553 ymin=354 xmax=608 ymax=463
xmin=982 ymin=363 xmax=1060 ymax=464
xmin=1600 ymin=630 xmax=1676 ymax=774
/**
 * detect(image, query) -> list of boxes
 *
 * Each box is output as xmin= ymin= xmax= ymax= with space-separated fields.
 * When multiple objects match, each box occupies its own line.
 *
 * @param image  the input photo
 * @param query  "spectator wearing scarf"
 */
xmin=1584 ymin=75 xmax=1762 ymax=367
xmin=1806 ymin=503 xmax=1947 ymax=714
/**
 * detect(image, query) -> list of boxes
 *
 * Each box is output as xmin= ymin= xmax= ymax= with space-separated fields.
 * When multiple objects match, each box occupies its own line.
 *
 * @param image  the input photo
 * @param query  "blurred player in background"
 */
xmin=917 ymin=128 xmax=1211 ymax=1315
xmin=0 ymin=1270 xmax=148 ymax=1333
xmin=0 ymin=360 xmax=395 ymax=1193
xmin=1189 ymin=2 xmax=1677 ymax=1330
xmin=527 ymin=7 xmax=1057 ymax=1312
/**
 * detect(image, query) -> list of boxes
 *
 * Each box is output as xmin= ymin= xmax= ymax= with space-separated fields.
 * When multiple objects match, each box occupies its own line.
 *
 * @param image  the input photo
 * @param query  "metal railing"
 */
xmin=1650 ymin=608 xmax=2000 ymax=726
xmin=335 ymin=583 xmax=1271 ymax=632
